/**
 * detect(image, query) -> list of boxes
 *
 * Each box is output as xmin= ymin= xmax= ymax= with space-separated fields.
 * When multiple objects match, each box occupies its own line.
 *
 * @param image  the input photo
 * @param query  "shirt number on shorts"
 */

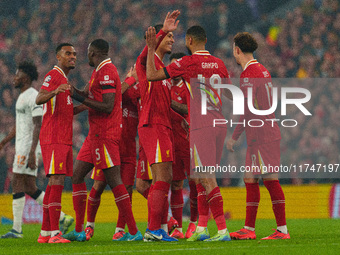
xmin=251 ymin=154 xmax=257 ymax=166
xmin=17 ymin=155 xmax=26 ymax=166
xmin=140 ymin=161 xmax=145 ymax=173
xmin=95 ymin=148 xmax=100 ymax=160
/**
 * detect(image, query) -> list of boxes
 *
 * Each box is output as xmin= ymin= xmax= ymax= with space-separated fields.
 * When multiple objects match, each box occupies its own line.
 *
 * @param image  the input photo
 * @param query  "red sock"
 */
xmin=189 ymin=181 xmax=198 ymax=222
xmin=87 ymin=187 xmax=102 ymax=223
xmin=245 ymin=183 xmax=260 ymax=229
xmin=142 ymin=187 xmax=150 ymax=199
xmin=207 ymin=187 xmax=226 ymax=231
xmin=116 ymin=191 xmax=132 ymax=230
xmin=170 ymin=189 xmax=183 ymax=228
xmin=147 ymin=185 xmax=154 ymax=226
xmin=148 ymin=181 xmax=170 ymax=231
xmin=196 ymin=183 xmax=209 ymax=227
xmin=264 ymin=180 xmax=286 ymax=227
xmin=161 ymin=198 xmax=169 ymax=225
xmin=73 ymin=183 xmax=87 ymax=232
xmin=112 ymin=184 xmax=137 ymax=235
xmin=49 ymin=185 xmax=64 ymax=232
xmin=41 ymin=185 xmax=51 ymax=232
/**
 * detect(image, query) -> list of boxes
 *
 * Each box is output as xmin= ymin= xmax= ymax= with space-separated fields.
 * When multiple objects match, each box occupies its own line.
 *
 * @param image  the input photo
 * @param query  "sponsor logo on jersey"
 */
xmin=104 ymin=75 xmax=109 ymax=80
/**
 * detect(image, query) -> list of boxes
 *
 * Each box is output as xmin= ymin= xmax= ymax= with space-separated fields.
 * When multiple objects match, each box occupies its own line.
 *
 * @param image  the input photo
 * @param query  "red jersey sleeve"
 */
xmin=97 ymin=67 xmax=117 ymax=94
xmin=41 ymin=72 xmax=60 ymax=92
xmin=164 ymin=56 xmax=188 ymax=79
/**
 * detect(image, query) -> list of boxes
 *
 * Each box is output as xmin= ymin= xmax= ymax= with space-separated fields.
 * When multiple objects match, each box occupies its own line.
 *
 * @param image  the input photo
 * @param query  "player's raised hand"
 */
xmin=227 ymin=138 xmax=236 ymax=152
xmin=146 ymin=26 xmax=157 ymax=51
xmin=126 ymin=65 xmax=138 ymax=82
xmin=162 ymin=10 xmax=180 ymax=33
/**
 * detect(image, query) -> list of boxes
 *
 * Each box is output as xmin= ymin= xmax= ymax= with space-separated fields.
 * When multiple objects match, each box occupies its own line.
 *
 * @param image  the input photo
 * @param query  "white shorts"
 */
xmin=12 ymin=151 xmax=41 ymax=176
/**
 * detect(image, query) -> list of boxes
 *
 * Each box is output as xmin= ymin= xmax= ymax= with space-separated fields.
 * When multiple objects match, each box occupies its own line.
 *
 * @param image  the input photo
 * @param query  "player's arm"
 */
xmin=73 ymin=104 xmax=89 ymax=115
xmin=139 ymin=10 xmax=180 ymax=65
xmin=0 ymin=126 xmax=16 ymax=151
xmin=146 ymin=26 xmax=168 ymax=81
xmin=171 ymin=100 xmax=188 ymax=115
xmin=227 ymin=115 xmax=245 ymax=152
xmin=27 ymin=116 xmax=42 ymax=169
xmin=72 ymin=91 xmax=115 ymax=114
xmin=36 ymin=84 xmax=71 ymax=105
xmin=122 ymin=65 xmax=138 ymax=94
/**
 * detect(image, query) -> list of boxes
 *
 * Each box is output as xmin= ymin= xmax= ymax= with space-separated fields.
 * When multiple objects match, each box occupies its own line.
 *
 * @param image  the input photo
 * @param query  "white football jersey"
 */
xmin=15 ymin=87 xmax=43 ymax=154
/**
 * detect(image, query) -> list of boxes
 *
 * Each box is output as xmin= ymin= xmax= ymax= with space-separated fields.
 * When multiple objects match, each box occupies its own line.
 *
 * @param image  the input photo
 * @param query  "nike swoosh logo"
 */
xmin=96 ymin=161 xmax=101 ymax=165
xmin=151 ymin=234 xmax=162 ymax=240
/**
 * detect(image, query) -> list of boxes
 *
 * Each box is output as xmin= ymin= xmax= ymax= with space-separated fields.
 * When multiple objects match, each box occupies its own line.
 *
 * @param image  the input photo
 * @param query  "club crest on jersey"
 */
xmin=43 ymin=75 xmax=51 ymax=87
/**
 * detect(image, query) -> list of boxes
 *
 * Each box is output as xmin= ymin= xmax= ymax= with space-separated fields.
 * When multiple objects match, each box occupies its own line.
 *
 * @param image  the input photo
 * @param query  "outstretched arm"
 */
xmin=36 ymin=84 xmax=71 ymax=105
xmin=146 ymin=27 xmax=168 ymax=81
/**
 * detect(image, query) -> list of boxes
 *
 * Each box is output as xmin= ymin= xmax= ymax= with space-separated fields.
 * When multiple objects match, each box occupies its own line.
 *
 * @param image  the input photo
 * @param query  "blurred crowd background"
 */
xmin=0 ymin=0 xmax=339 ymax=191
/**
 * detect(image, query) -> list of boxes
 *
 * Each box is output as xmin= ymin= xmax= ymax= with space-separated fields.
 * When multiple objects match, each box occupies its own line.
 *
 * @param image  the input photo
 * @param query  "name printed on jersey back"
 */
xmin=202 ymin=62 xmax=219 ymax=69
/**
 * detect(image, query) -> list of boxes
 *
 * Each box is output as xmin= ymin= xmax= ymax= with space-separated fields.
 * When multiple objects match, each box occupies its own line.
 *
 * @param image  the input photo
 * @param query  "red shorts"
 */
xmin=121 ymin=157 xmax=136 ymax=186
xmin=136 ymin=145 xmax=152 ymax=180
xmin=77 ymin=137 xmax=120 ymax=170
xmin=190 ymin=127 xmax=227 ymax=169
xmin=138 ymin=124 xmax=173 ymax=165
xmin=245 ymin=140 xmax=280 ymax=175
xmin=91 ymin=167 xmax=105 ymax=182
xmin=173 ymin=137 xmax=189 ymax=181
xmin=41 ymin=144 xmax=73 ymax=177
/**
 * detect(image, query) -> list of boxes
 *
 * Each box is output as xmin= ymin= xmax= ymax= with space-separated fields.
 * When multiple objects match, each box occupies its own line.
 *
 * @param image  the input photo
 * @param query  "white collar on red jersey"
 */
xmin=53 ymin=65 xmax=67 ymax=79
xmin=96 ymin=58 xmax=111 ymax=72
xmin=193 ymin=50 xmax=210 ymax=55
xmin=244 ymin=59 xmax=258 ymax=71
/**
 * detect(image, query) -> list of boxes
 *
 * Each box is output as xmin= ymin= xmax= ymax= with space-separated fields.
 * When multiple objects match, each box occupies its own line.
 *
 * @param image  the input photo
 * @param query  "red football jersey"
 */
xmin=120 ymin=86 xmax=139 ymax=158
xmin=232 ymin=59 xmax=281 ymax=145
xmin=165 ymin=50 xmax=230 ymax=130
xmin=39 ymin=66 xmax=73 ymax=145
xmin=136 ymin=31 xmax=172 ymax=129
xmin=171 ymin=80 xmax=189 ymax=141
xmin=88 ymin=59 xmax=122 ymax=140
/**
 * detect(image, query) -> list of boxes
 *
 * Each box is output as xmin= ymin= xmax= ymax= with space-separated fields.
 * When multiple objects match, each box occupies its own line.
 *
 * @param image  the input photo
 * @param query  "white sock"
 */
xmin=196 ymin=226 xmax=205 ymax=233
xmin=177 ymin=228 xmax=182 ymax=233
xmin=86 ymin=222 xmax=95 ymax=229
xmin=59 ymin=211 xmax=66 ymax=222
xmin=218 ymin=228 xmax=227 ymax=235
xmin=161 ymin=224 xmax=168 ymax=232
xmin=277 ymin=225 xmax=288 ymax=234
xmin=12 ymin=194 xmax=25 ymax=233
xmin=34 ymin=191 xmax=45 ymax=206
xmin=244 ymin=226 xmax=255 ymax=231
xmin=115 ymin=227 xmax=124 ymax=233
xmin=51 ymin=230 xmax=60 ymax=237
xmin=40 ymin=230 xmax=51 ymax=237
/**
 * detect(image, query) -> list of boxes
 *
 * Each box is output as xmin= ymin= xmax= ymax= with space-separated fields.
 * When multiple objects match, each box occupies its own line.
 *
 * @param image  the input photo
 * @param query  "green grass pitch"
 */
xmin=1 ymin=219 xmax=339 ymax=255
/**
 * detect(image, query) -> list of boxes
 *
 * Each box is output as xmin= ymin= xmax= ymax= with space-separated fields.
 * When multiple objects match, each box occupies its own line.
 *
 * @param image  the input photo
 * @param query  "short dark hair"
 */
xmin=234 ymin=32 xmax=258 ymax=53
xmin=186 ymin=25 xmax=207 ymax=43
xmin=90 ymin=39 xmax=109 ymax=54
xmin=18 ymin=61 xmax=38 ymax=81
xmin=56 ymin=43 xmax=74 ymax=54
xmin=169 ymin=52 xmax=186 ymax=62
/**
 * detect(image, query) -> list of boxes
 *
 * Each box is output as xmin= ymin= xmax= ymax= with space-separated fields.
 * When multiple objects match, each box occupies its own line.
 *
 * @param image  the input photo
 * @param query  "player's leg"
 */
xmin=170 ymin=179 xmax=184 ymax=238
xmin=136 ymin=178 xmax=151 ymax=199
xmin=262 ymin=174 xmax=289 ymax=239
xmin=230 ymin=171 xmax=259 ymax=240
xmin=102 ymin=165 xmax=140 ymax=240
xmin=85 ymin=178 xmax=106 ymax=240
xmin=115 ymin=161 xmax=135 ymax=235
xmin=185 ymin=176 xmax=198 ymax=238
xmin=4 ymin=173 xmax=25 ymax=238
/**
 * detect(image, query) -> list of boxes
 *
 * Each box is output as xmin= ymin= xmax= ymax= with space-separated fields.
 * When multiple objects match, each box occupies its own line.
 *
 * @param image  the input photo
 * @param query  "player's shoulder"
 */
xmin=98 ymin=61 xmax=118 ymax=75
xmin=26 ymin=87 xmax=39 ymax=96
xmin=243 ymin=62 xmax=271 ymax=78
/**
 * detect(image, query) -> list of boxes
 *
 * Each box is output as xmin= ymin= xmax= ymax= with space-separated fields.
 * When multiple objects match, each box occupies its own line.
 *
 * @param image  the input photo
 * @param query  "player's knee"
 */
xmin=171 ymin=180 xmax=183 ymax=190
